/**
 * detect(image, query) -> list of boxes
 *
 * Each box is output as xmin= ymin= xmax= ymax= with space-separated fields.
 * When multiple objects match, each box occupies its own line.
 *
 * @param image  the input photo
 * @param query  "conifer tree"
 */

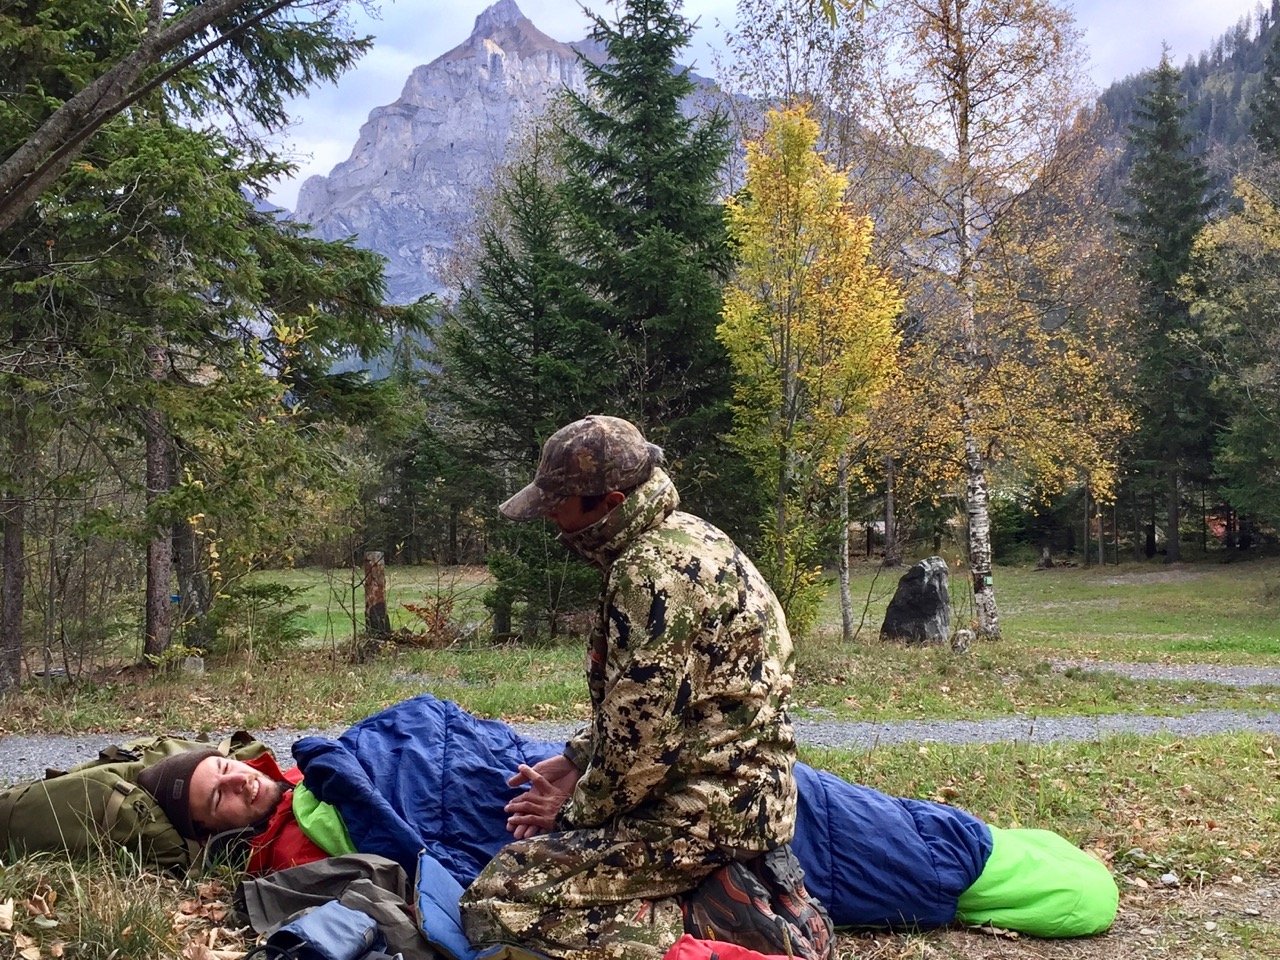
xmin=1250 ymin=21 xmax=1280 ymax=158
xmin=1186 ymin=178 xmax=1280 ymax=533
xmin=1117 ymin=53 xmax=1216 ymax=563
xmin=435 ymin=136 xmax=613 ymax=636
xmin=558 ymin=0 xmax=745 ymax=528
xmin=0 ymin=1 xmax=407 ymax=681
xmin=1185 ymin=27 xmax=1280 ymax=539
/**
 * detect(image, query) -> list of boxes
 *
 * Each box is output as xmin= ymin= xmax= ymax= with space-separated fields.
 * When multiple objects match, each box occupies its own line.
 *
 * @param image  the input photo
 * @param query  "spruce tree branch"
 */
xmin=0 ymin=0 xmax=296 ymax=234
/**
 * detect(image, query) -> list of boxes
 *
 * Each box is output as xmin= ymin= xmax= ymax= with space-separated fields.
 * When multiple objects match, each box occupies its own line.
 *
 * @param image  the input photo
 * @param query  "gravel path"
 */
xmin=5 ymin=660 xmax=1280 ymax=786
xmin=5 ymin=707 xmax=1280 ymax=786
xmin=1050 ymin=659 xmax=1280 ymax=687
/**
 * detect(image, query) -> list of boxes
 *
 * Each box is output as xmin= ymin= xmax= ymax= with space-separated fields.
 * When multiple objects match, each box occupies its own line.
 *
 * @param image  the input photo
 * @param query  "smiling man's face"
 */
xmin=187 ymin=755 xmax=284 ymax=833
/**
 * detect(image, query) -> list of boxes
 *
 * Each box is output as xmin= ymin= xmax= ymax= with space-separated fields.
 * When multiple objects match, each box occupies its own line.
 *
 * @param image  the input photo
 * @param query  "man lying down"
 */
xmin=0 ymin=693 xmax=1117 ymax=941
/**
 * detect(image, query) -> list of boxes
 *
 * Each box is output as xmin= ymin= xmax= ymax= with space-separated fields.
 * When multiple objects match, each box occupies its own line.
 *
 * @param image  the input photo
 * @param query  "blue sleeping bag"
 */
xmin=293 ymin=694 xmax=991 ymax=930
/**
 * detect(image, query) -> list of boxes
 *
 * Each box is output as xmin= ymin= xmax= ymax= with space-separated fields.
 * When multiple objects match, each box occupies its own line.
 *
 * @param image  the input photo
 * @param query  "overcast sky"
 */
xmin=262 ymin=0 xmax=1268 ymax=208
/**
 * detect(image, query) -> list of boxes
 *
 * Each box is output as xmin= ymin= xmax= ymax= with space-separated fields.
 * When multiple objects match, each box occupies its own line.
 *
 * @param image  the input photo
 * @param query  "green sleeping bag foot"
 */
xmin=956 ymin=825 xmax=1118 ymax=937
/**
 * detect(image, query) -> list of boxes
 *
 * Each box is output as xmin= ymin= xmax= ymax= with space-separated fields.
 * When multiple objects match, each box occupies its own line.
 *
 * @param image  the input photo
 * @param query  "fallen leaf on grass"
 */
xmin=182 ymin=940 xmax=248 ymax=960
xmin=0 ymin=898 xmax=14 ymax=931
xmin=25 ymin=883 xmax=57 ymax=919
xmin=196 ymin=880 xmax=229 ymax=901
xmin=177 ymin=899 xmax=230 ymax=924
xmin=968 ymin=923 xmax=1019 ymax=940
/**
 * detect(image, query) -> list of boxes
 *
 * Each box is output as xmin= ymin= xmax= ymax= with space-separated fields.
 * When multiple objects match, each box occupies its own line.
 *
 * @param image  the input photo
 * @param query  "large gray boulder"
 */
xmin=879 ymin=557 xmax=951 ymax=646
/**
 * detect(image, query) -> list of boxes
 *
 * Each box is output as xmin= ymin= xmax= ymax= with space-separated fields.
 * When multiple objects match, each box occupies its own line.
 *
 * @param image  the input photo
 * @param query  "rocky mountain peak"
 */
xmin=443 ymin=0 xmax=574 ymax=64
xmin=292 ymin=2 xmax=722 ymax=305
xmin=293 ymin=1 xmax=590 ymax=303
xmin=473 ymin=0 xmax=530 ymax=35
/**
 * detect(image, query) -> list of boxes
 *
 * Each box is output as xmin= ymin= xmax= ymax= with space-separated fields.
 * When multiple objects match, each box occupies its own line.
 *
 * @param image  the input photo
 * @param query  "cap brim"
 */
xmin=499 ymin=481 xmax=562 ymax=521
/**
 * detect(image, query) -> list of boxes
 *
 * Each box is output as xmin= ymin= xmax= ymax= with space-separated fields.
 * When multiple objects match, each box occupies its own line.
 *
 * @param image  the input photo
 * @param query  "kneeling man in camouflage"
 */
xmin=459 ymin=415 xmax=832 ymax=960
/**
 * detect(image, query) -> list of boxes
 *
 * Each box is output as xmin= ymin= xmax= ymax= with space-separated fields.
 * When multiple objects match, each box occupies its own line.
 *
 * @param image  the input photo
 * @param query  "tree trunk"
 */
xmin=1131 ymin=484 xmax=1143 ymax=561
xmin=1082 ymin=486 xmax=1091 ymax=568
xmin=0 ymin=404 xmax=28 ymax=691
xmin=961 ymin=403 xmax=1000 ymax=640
xmin=143 ymin=337 xmax=173 ymax=660
xmin=774 ymin=452 xmax=789 ymax=577
xmin=491 ymin=596 xmax=512 ymax=638
xmin=1096 ymin=498 xmax=1105 ymax=567
xmin=883 ymin=454 xmax=900 ymax=567
xmin=173 ymin=518 xmax=214 ymax=649
xmin=838 ymin=451 xmax=854 ymax=644
xmin=447 ymin=503 xmax=459 ymax=566
xmin=1165 ymin=470 xmax=1181 ymax=563
xmin=363 ymin=551 xmax=391 ymax=639
xmin=1200 ymin=483 xmax=1207 ymax=556
xmin=950 ymin=42 xmax=999 ymax=640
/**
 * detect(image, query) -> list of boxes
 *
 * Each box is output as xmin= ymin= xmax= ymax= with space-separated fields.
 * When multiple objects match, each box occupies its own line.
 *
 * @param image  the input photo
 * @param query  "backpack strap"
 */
xmin=98 ymin=745 xmax=142 ymax=764
xmin=102 ymin=778 xmax=137 ymax=832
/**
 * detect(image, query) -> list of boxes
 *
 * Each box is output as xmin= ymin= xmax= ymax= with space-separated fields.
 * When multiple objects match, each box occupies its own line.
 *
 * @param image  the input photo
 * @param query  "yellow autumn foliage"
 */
xmin=719 ymin=104 xmax=901 ymax=627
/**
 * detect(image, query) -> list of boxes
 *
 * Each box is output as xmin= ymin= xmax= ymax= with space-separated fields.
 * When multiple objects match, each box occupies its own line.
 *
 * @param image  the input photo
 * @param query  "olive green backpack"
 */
xmin=0 ymin=732 xmax=271 ymax=871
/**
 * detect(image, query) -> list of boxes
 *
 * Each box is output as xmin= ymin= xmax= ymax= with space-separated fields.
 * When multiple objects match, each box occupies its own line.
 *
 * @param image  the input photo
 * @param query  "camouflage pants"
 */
xmin=459 ymin=822 xmax=729 ymax=960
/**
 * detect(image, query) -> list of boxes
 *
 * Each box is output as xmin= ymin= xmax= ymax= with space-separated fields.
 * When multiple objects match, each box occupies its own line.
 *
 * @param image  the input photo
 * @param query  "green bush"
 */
xmin=202 ymin=580 xmax=309 ymax=661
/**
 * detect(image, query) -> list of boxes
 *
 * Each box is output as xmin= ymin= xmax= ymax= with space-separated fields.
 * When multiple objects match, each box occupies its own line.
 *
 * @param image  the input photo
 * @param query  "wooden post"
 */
xmin=364 ymin=551 xmax=391 ymax=639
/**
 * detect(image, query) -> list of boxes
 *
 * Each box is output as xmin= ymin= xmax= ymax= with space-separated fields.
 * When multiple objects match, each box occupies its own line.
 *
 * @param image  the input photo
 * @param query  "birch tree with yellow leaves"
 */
xmin=719 ymin=105 xmax=901 ymax=635
xmin=850 ymin=0 xmax=1131 ymax=639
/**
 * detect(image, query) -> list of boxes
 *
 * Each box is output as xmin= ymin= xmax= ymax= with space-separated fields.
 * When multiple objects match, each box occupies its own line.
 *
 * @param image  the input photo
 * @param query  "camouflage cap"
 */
xmin=500 ymin=415 xmax=663 ymax=520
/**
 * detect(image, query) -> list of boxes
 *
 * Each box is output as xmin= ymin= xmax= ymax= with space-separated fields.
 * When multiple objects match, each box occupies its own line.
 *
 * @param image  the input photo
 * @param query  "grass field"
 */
xmin=6 ymin=556 xmax=1278 ymax=735
xmin=1 ymin=555 xmax=1278 ymax=958
xmin=276 ymin=554 xmax=1280 ymax=662
xmin=819 ymin=556 xmax=1280 ymax=660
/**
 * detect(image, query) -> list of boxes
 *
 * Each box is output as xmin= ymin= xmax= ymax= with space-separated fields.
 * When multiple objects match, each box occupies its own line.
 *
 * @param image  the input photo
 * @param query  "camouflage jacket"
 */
xmin=558 ymin=468 xmax=797 ymax=855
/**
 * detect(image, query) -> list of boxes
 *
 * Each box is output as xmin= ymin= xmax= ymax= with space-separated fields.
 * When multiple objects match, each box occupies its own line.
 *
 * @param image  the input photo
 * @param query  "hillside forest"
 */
xmin=2 ymin=0 xmax=1280 ymax=690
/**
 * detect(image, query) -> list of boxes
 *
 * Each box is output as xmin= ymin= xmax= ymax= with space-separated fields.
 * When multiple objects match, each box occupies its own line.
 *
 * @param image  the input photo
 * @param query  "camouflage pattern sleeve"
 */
xmin=562 ymin=730 xmax=591 ymax=771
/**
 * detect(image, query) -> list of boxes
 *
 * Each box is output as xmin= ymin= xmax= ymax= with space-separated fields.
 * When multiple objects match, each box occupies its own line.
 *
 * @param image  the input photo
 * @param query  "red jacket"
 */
xmin=243 ymin=753 xmax=328 ymax=875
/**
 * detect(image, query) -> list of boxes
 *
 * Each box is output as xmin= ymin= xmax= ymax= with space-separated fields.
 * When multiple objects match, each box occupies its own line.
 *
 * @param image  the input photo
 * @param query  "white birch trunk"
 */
xmin=961 ymin=400 xmax=1001 ymax=640
xmin=838 ymin=450 xmax=853 ymax=643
